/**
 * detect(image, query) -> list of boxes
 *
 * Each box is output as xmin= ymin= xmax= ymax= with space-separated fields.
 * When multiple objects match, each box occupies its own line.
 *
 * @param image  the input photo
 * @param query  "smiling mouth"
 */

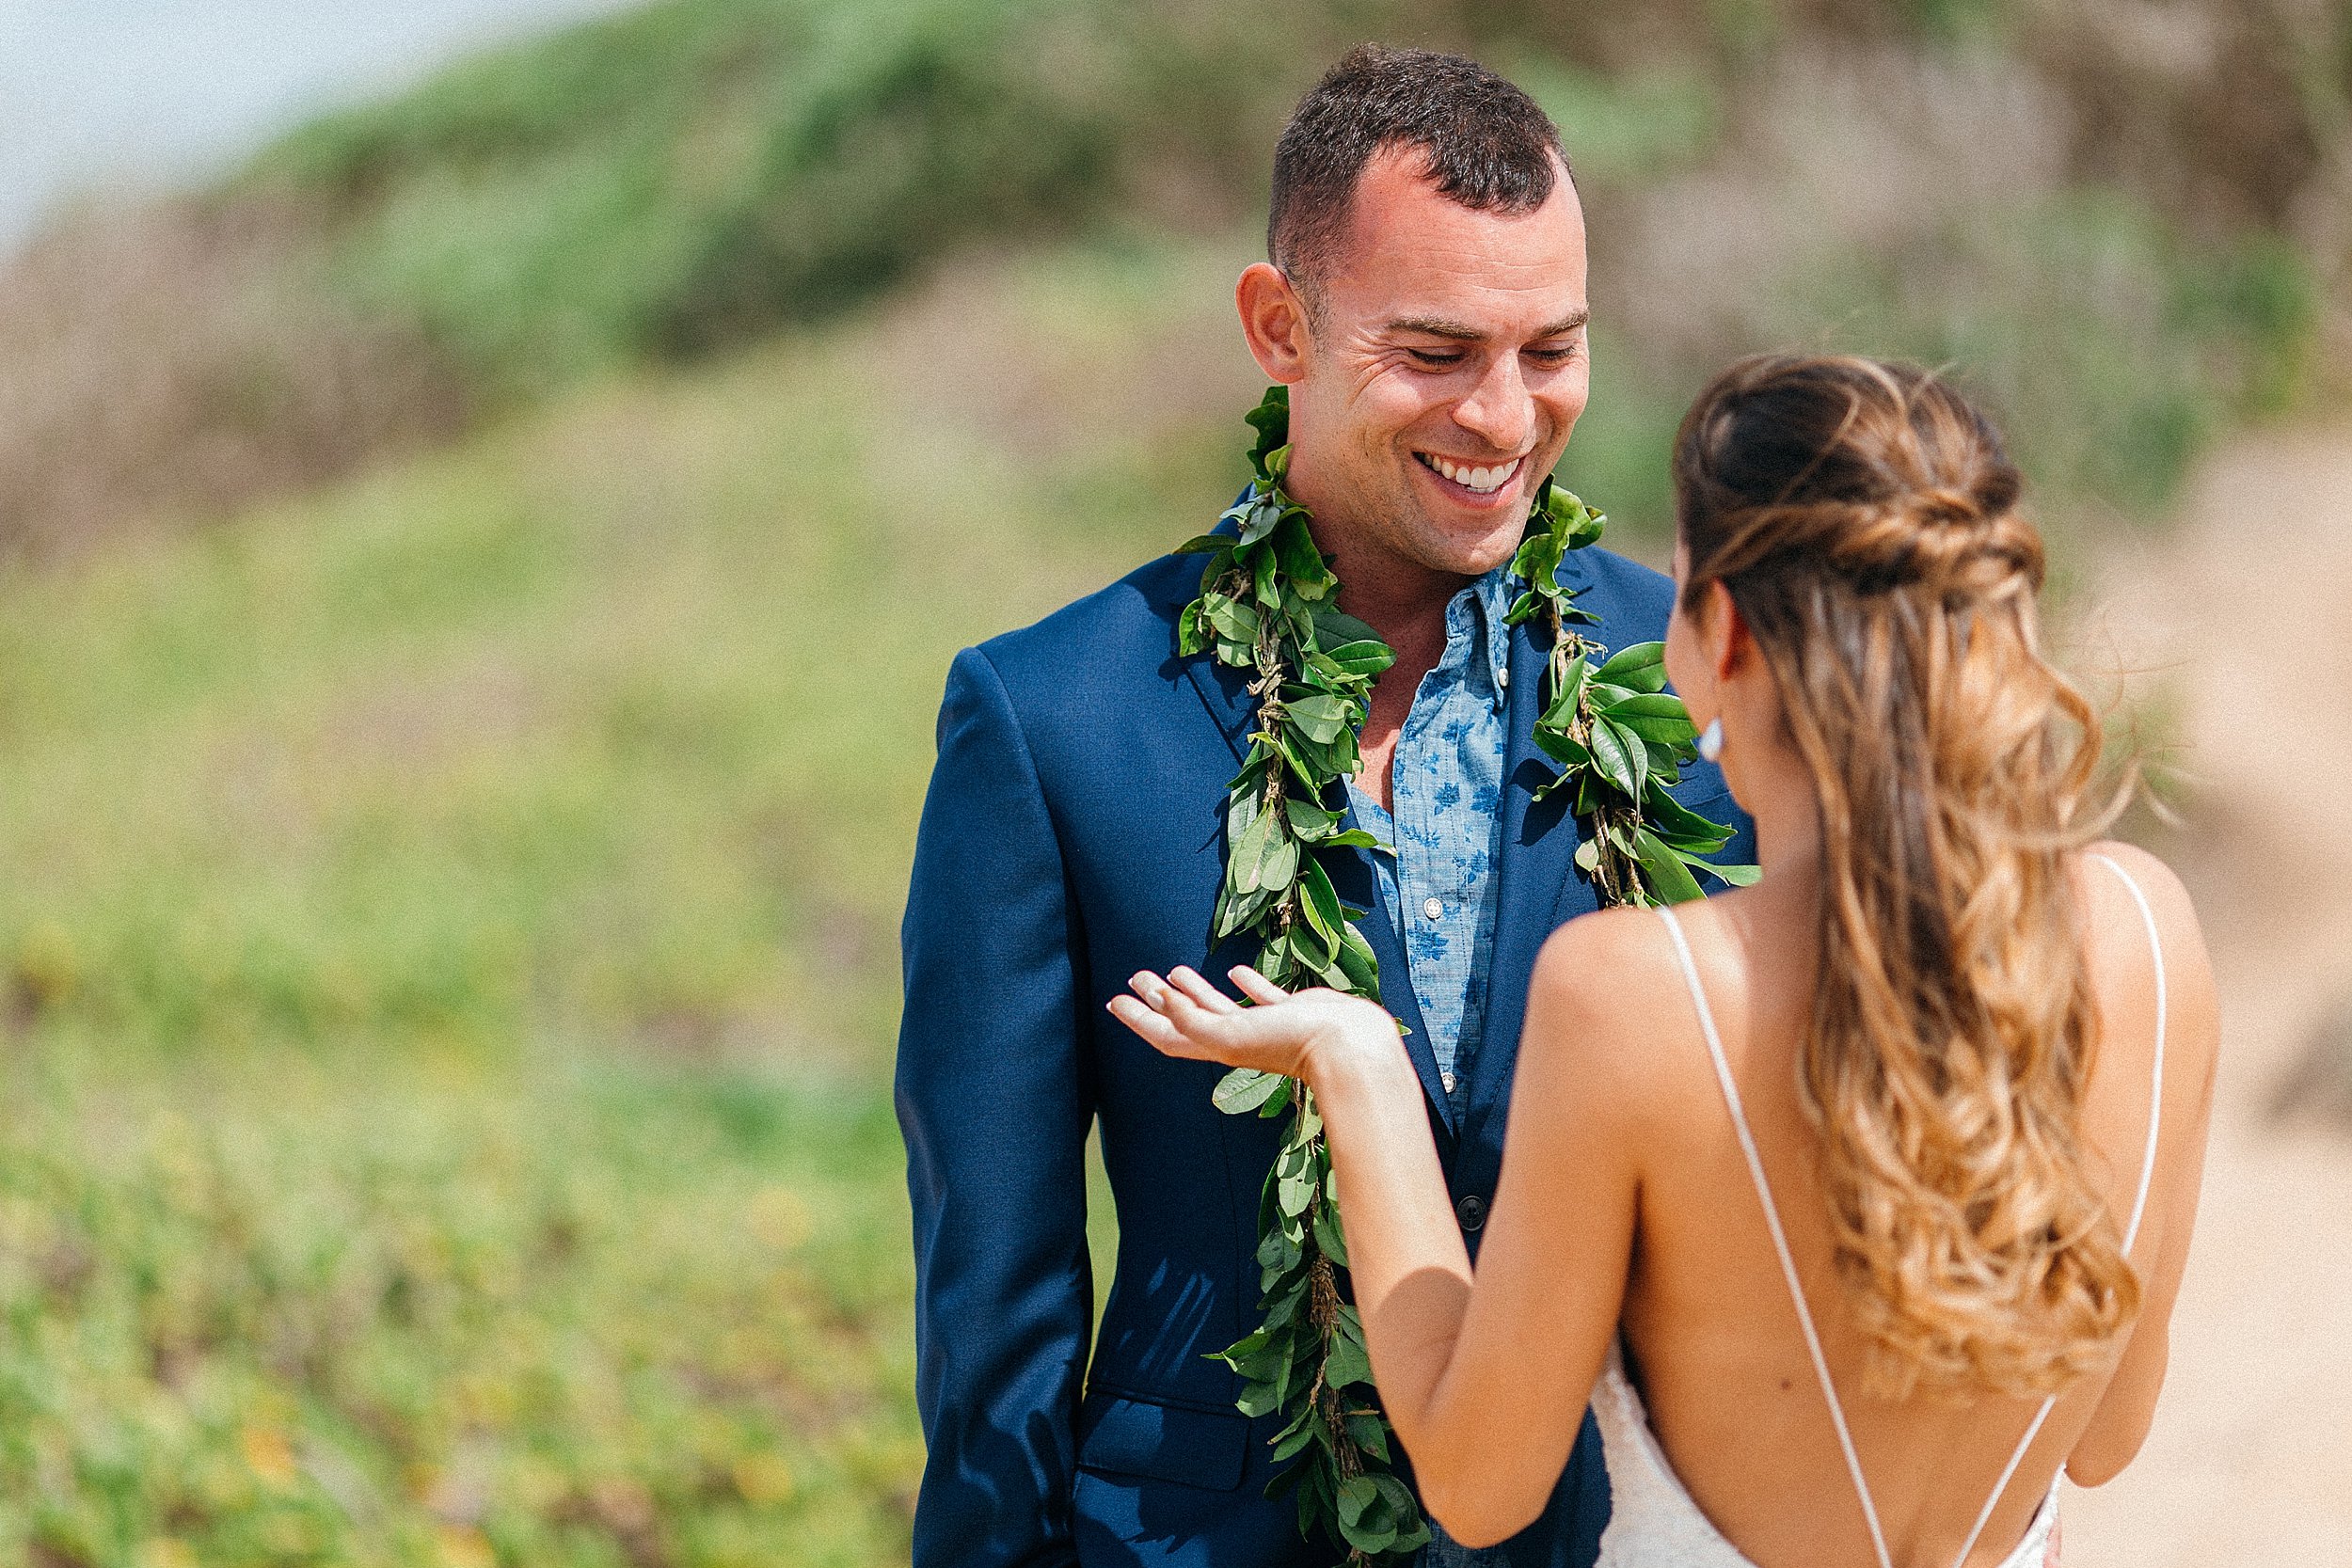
xmin=1415 ymin=451 xmax=1525 ymax=496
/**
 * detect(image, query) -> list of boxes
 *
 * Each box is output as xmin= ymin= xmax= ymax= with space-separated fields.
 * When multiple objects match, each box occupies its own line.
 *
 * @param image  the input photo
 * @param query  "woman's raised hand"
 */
xmin=1107 ymin=965 xmax=1393 ymax=1084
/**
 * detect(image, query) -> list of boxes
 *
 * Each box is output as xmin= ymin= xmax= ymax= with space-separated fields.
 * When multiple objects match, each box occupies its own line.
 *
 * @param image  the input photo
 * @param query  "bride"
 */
xmin=1109 ymin=354 xmax=2217 ymax=1568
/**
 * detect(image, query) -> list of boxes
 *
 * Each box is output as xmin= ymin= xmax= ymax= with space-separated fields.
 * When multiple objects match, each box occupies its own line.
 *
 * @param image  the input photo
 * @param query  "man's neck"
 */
xmin=1293 ymin=509 xmax=1466 ymax=657
xmin=1296 ymin=505 xmax=1481 ymax=813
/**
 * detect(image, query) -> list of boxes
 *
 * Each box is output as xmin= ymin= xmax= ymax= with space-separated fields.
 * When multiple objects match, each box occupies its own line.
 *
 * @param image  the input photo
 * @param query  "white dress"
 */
xmin=1596 ymin=854 xmax=2168 ymax=1568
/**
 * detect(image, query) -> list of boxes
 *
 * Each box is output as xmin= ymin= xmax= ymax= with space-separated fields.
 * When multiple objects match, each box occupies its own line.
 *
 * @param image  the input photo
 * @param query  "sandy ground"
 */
xmin=2057 ymin=425 xmax=2352 ymax=1562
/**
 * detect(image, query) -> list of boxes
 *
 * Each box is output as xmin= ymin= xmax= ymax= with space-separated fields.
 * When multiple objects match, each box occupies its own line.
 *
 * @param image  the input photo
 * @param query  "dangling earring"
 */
xmin=1697 ymin=718 xmax=1724 ymax=763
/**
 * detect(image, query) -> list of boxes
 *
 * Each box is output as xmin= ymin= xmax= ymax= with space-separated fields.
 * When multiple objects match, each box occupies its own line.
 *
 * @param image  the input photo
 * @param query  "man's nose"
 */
xmin=1453 ymin=355 xmax=1534 ymax=454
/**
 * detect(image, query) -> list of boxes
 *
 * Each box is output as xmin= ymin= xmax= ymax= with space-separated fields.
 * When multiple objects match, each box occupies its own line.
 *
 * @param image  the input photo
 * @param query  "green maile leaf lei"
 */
xmin=1177 ymin=386 xmax=1752 ymax=1566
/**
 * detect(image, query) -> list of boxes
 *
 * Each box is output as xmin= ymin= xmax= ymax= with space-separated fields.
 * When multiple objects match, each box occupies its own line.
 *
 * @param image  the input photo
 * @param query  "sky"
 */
xmin=0 ymin=0 xmax=641 ymax=255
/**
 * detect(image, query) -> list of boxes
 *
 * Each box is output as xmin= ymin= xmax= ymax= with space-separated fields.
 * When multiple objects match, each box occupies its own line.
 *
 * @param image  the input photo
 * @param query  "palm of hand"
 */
xmin=1108 ymin=964 xmax=1390 ymax=1084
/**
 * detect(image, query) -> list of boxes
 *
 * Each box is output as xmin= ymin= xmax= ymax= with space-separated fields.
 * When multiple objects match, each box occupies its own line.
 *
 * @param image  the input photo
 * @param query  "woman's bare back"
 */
xmin=1603 ymin=841 xmax=2217 ymax=1567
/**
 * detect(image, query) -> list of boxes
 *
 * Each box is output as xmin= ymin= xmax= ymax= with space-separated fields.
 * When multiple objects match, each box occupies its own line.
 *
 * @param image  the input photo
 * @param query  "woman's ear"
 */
xmin=1236 ymin=262 xmax=1311 ymax=385
xmin=1708 ymin=581 xmax=1750 ymax=684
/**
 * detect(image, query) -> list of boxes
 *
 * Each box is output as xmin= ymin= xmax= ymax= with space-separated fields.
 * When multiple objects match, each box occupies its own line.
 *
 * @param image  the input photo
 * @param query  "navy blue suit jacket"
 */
xmin=896 ymin=525 xmax=1755 ymax=1568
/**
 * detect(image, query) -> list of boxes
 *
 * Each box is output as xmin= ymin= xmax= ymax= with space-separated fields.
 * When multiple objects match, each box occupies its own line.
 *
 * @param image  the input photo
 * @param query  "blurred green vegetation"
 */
xmin=247 ymin=0 xmax=1294 ymax=396
xmin=0 ymin=1053 xmax=915 ymax=1567
xmin=0 ymin=239 xmax=1234 ymax=1062
xmin=0 ymin=233 xmax=1241 ymax=1561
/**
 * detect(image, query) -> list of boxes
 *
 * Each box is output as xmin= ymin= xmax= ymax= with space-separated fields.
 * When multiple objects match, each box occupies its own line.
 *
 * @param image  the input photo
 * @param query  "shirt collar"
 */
xmin=1469 ymin=562 xmax=1517 ymax=709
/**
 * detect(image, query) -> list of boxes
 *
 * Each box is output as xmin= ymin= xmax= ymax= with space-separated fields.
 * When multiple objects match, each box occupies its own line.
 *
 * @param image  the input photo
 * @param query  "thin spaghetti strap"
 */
xmin=1945 ymin=851 xmax=2170 ymax=1568
xmin=2090 ymin=850 xmax=2168 ymax=1252
xmin=1657 ymin=906 xmax=1896 ymax=1568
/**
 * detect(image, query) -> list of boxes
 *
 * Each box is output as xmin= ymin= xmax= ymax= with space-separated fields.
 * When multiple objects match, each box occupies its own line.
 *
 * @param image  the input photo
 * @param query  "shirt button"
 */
xmin=1422 ymin=896 xmax=1444 ymax=922
xmin=1497 ymin=666 xmax=1510 ymax=689
xmin=1456 ymin=1194 xmax=1487 ymax=1231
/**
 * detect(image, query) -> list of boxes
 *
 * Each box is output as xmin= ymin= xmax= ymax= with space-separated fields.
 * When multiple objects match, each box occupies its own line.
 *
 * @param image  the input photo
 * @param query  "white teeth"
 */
xmin=1422 ymin=453 xmax=1518 ymax=494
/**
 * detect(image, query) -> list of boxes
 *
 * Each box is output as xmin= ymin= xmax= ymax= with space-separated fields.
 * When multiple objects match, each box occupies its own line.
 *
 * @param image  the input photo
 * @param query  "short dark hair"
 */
xmin=1268 ymin=45 xmax=1569 ymax=307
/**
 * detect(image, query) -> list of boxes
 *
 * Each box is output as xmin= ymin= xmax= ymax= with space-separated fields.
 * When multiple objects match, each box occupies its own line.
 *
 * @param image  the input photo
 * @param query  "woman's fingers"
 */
xmin=1119 ymin=971 xmax=1226 ymax=1050
xmin=1165 ymin=965 xmax=1239 ymax=1014
xmin=1107 ymin=994 xmax=1200 ymax=1057
xmin=1229 ymin=965 xmax=1292 ymax=1006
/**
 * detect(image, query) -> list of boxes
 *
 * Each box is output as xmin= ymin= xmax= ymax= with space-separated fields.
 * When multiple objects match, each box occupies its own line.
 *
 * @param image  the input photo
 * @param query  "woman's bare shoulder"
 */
xmin=2076 ymin=839 xmax=2220 ymax=1074
xmin=2077 ymin=841 xmax=2211 ymax=979
xmin=1523 ymin=903 xmax=1714 ymax=1109
xmin=1530 ymin=903 xmax=1679 ymax=1005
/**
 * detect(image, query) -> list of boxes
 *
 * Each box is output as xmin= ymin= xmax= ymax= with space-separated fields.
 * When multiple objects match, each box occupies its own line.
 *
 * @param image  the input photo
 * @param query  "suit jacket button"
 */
xmin=1456 ymin=1194 xmax=1486 ymax=1231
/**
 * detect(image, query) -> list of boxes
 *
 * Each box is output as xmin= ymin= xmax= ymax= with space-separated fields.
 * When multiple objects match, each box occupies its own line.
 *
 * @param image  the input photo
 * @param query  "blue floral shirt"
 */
xmin=1344 ymin=564 xmax=1515 ymax=1108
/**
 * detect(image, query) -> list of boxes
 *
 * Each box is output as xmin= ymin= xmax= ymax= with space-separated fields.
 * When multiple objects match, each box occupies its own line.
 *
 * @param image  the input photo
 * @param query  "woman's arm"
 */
xmin=1112 ymin=912 xmax=1649 ymax=1545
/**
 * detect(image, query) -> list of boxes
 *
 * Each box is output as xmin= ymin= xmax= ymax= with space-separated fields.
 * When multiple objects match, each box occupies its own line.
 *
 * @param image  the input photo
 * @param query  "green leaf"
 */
xmin=1177 ymin=607 xmax=1210 ymax=657
xmin=1325 ymin=1326 xmax=1375 ymax=1389
xmin=1239 ymin=497 xmax=1284 ymax=547
xmin=1235 ymin=1379 xmax=1283 ymax=1419
xmin=1251 ymin=540 xmax=1281 ymax=605
xmin=1214 ymin=1068 xmax=1288 ymax=1115
xmin=1632 ymin=826 xmax=1708 ymax=905
xmin=1256 ymin=1223 xmax=1301 ymax=1276
xmin=1311 ymin=604 xmax=1385 ymax=651
xmin=1270 ymin=1418 xmax=1320 ymax=1464
xmin=1285 ymin=694 xmax=1351 ymax=745
xmin=1246 ymin=389 xmax=1288 ymax=447
xmin=1692 ymin=858 xmax=1761 ymax=887
xmin=1511 ymin=529 xmax=1565 ymax=594
xmin=1285 ymin=798 xmax=1340 ymax=840
xmin=1321 ymin=828 xmax=1382 ymax=851
xmin=1534 ymin=724 xmax=1591 ymax=770
xmin=1229 ymin=800 xmax=1279 ymax=892
xmin=1333 ymin=925 xmax=1380 ymax=996
xmin=1321 ymin=639 xmax=1394 ymax=677
xmin=1256 ymin=832 xmax=1298 ymax=895
xmin=1311 ymin=1204 xmax=1349 ymax=1267
xmin=1539 ymin=651 xmax=1590 ymax=729
xmin=1176 ymin=533 xmax=1231 ymax=556
xmin=1597 ymin=640 xmax=1668 ymax=693
xmin=1603 ymin=691 xmax=1699 ymax=745
xmin=1587 ymin=716 xmax=1641 ymax=800
xmin=1272 ymin=513 xmax=1334 ymax=597
xmin=1205 ymin=593 xmax=1261 ymax=646
xmin=1278 ymin=1171 xmax=1314 ymax=1218
xmin=1298 ymin=859 xmax=1346 ymax=940
xmin=1547 ymin=483 xmax=1609 ymax=548
xmin=1645 ymin=786 xmax=1736 ymax=852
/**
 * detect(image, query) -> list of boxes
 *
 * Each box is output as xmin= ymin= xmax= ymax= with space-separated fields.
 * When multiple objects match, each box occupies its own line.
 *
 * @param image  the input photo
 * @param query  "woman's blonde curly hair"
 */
xmin=1674 ymin=354 xmax=2137 ymax=1399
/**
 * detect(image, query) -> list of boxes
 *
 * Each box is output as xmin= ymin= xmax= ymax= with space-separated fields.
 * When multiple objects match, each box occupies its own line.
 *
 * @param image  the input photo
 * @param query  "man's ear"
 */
xmin=1236 ymin=262 xmax=1311 ymax=385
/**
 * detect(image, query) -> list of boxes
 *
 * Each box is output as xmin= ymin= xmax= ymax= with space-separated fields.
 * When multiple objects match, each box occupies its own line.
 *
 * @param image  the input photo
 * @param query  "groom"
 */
xmin=898 ymin=45 xmax=1752 ymax=1568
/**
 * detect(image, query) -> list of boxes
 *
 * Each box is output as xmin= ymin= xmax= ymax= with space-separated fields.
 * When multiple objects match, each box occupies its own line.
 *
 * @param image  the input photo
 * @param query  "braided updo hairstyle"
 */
xmin=1674 ymin=354 xmax=2136 ymax=1399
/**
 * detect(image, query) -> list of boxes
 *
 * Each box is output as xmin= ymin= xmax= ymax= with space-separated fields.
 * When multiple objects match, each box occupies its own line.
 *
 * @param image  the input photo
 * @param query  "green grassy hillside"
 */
xmin=0 ymin=234 xmax=1251 ymax=1565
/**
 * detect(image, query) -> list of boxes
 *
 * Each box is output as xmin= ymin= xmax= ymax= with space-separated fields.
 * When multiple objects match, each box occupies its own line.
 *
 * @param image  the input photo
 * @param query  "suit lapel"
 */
xmin=1174 ymin=563 xmax=1452 ymax=1134
xmin=1320 ymin=811 xmax=1446 ymax=1127
xmin=1182 ymin=646 xmax=1258 ymax=767
xmin=1465 ymin=551 xmax=1606 ymax=1140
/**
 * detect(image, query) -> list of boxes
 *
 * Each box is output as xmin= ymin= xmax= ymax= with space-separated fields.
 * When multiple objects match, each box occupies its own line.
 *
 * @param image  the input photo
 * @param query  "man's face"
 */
xmin=1286 ymin=144 xmax=1591 ymax=579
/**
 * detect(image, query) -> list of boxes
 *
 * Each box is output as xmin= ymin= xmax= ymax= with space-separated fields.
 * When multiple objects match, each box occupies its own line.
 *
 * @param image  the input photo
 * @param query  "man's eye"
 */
xmin=1526 ymin=345 xmax=1580 ymax=364
xmin=1407 ymin=348 xmax=1466 ymax=367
